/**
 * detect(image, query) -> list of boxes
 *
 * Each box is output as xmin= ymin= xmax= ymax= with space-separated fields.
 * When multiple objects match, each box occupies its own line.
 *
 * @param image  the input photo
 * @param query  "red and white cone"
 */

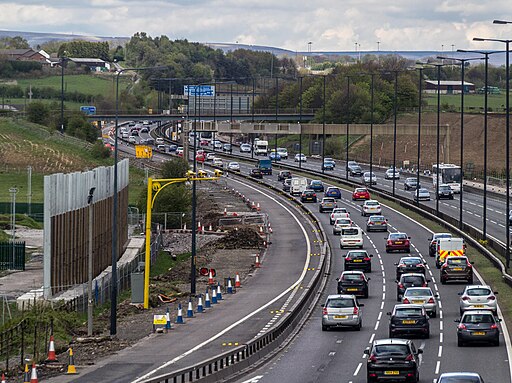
xmin=256 ymin=203 xmax=261 ymax=211
xmin=235 ymin=272 xmax=241 ymax=288
xmin=1 ymin=372 xmax=6 ymax=383
xmin=208 ymin=224 xmax=213 ymax=231
xmin=201 ymin=225 xmax=205 ymax=233
xmin=30 ymin=362 xmax=38 ymax=383
xmin=45 ymin=335 xmax=58 ymax=362
xmin=224 ymin=208 xmax=227 ymax=216
xmin=255 ymin=254 xmax=261 ymax=268
xmin=269 ymin=226 xmax=273 ymax=234
xmin=208 ymin=270 xmax=215 ymax=285
xmin=259 ymin=226 xmax=264 ymax=234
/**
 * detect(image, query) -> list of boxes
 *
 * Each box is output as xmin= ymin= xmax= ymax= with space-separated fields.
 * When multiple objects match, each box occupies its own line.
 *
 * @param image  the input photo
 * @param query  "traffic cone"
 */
xmin=217 ymin=282 xmax=223 ymax=301
xmin=30 ymin=363 xmax=38 ymax=383
xmin=227 ymin=278 xmax=233 ymax=294
xmin=67 ymin=348 xmax=77 ymax=374
xmin=212 ymin=287 xmax=218 ymax=304
xmin=224 ymin=207 xmax=227 ymax=216
xmin=1 ymin=373 xmax=6 ymax=383
xmin=23 ymin=364 xmax=30 ymax=382
xmin=187 ymin=299 xmax=194 ymax=318
xmin=208 ymin=270 xmax=215 ymax=285
xmin=176 ymin=304 xmax=184 ymax=324
xmin=165 ymin=307 xmax=171 ymax=331
xmin=208 ymin=224 xmax=213 ymax=231
xmin=256 ymin=203 xmax=261 ymax=211
xmin=235 ymin=272 xmax=241 ymax=288
xmin=259 ymin=226 xmax=264 ymax=234
xmin=197 ymin=295 xmax=204 ymax=313
xmin=205 ymin=288 xmax=211 ymax=308
xmin=45 ymin=335 xmax=58 ymax=363
xmin=255 ymin=254 xmax=261 ymax=268
xmin=201 ymin=225 xmax=205 ymax=233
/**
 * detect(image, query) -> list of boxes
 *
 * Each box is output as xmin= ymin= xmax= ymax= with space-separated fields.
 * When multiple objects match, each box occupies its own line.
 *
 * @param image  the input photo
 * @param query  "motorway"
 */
xmin=104 ymin=124 xmax=512 ymax=382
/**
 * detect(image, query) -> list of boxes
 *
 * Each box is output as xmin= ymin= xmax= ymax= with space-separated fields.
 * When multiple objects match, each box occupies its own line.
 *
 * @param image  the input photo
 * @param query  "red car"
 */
xmin=385 ymin=232 xmax=411 ymax=253
xmin=352 ymin=187 xmax=370 ymax=201
xmin=195 ymin=153 xmax=205 ymax=163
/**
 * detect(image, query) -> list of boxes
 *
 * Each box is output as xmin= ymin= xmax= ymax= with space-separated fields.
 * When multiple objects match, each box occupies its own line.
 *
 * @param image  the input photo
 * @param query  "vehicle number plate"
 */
xmin=395 ymin=241 xmax=403 ymax=244
xmin=384 ymin=371 xmax=400 ymax=375
xmin=402 ymin=320 xmax=416 ymax=324
xmin=353 ymin=259 xmax=362 ymax=262
xmin=473 ymin=305 xmax=484 ymax=308
xmin=347 ymin=288 xmax=358 ymax=291
xmin=472 ymin=331 xmax=485 ymax=336
xmin=412 ymin=300 xmax=424 ymax=304
xmin=453 ymin=267 xmax=463 ymax=271
xmin=333 ymin=315 xmax=348 ymax=319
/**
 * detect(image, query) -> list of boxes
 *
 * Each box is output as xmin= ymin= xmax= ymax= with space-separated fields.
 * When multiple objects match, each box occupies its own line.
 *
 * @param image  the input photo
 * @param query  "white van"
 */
xmin=340 ymin=227 xmax=364 ymax=249
xmin=156 ymin=137 xmax=165 ymax=145
xmin=290 ymin=177 xmax=308 ymax=196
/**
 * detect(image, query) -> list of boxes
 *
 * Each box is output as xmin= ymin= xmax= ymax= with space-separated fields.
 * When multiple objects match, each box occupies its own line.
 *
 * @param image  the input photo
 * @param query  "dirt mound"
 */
xmin=215 ymin=227 xmax=264 ymax=249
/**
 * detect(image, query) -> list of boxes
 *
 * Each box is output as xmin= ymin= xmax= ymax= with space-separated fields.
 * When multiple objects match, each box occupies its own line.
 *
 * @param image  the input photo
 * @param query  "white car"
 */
xmin=361 ymin=200 xmax=382 ymax=216
xmin=227 ymin=162 xmax=240 ymax=171
xmin=339 ymin=226 xmax=364 ymax=249
xmin=213 ymin=140 xmax=223 ymax=149
xmin=206 ymin=152 xmax=216 ymax=161
xmin=385 ymin=168 xmax=400 ymax=179
xmin=240 ymin=143 xmax=252 ymax=153
xmin=277 ymin=147 xmax=288 ymax=159
xmin=333 ymin=217 xmax=353 ymax=235
xmin=294 ymin=153 xmax=307 ymax=162
xmin=128 ymin=136 xmax=137 ymax=143
xmin=213 ymin=157 xmax=224 ymax=167
xmin=459 ymin=285 xmax=498 ymax=315
xmin=362 ymin=172 xmax=377 ymax=185
xmin=330 ymin=208 xmax=350 ymax=225
xmin=155 ymin=137 xmax=165 ymax=145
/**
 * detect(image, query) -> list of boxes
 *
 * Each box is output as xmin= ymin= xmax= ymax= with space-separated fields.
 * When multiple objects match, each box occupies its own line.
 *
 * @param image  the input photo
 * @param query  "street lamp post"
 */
xmin=299 ymin=76 xmax=303 ymax=169
xmin=392 ymin=70 xmax=398 ymax=197
xmin=87 ymin=187 xmax=96 ymax=336
xmin=322 ymin=75 xmax=326 ymax=173
xmin=60 ymin=56 xmax=67 ymax=134
xmin=416 ymin=66 xmax=423 ymax=207
xmin=369 ymin=73 xmax=375 ymax=190
xmin=345 ymin=75 xmax=350 ymax=180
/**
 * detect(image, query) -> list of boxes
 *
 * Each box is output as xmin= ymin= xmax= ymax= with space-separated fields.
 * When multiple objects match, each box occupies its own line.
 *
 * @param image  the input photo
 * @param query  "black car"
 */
xmin=250 ymin=168 xmax=263 ymax=179
xmin=388 ymin=304 xmax=430 ymax=339
xmin=396 ymin=273 xmax=429 ymax=301
xmin=404 ymin=177 xmax=420 ymax=191
xmin=395 ymin=257 xmax=426 ymax=280
xmin=337 ymin=271 xmax=370 ymax=298
xmin=300 ymin=190 xmax=317 ymax=203
xmin=277 ymin=170 xmax=292 ymax=181
xmin=344 ymin=250 xmax=373 ymax=272
xmin=282 ymin=178 xmax=292 ymax=192
xmin=456 ymin=310 xmax=501 ymax=347
xmin=437 ymin=184 xmax=454 ymax=199
xmin=349 ymin=164 xmax=363 ymax=176
xmin=364 ymin=338 xmax=422 ymax=383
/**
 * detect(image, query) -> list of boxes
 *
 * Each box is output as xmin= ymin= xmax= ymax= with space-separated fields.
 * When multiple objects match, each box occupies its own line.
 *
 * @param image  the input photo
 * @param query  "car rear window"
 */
xmin=405 ymin=288 xmax=431 ymax=296
xmin=369 ymin=216 xmax=384 ymax=222
xmin=366 ymin=201 xmax=379 ymax=206
xmin=326 ymin=298 xmax=355 ymax=308
xmin=342 ymin=273 xmax=363 ymax=281
xmin=401 ymin=258 xmax=422 ymax=265
xmin=447 ymin=258 xmax=466 ymax=265
xmin=336 ymin=219 xmax=351 ymax=225
xmin=462 ymin=314 xmax=494 ymax=324
xmin=402 ymin=276 xmax=425 ymax=285
xmin=348 ymin=251 xmax=367 ymax=258
xmin=439 ymin=377 xmax=482 ymax=383
xmin=467 ymin=288 xmax=491 ymax=296
xmin=373 ymin=344 xmax=410 ymax=356
xmin=342 ymin=228 xmax=359 ymax=236
xmin=395 ymin=308 xmax=423 ymax=317
xmin=356 ymin=188 xmax=367 ymax=192
xmin=390 ymin=233 xmax=407 ymax=240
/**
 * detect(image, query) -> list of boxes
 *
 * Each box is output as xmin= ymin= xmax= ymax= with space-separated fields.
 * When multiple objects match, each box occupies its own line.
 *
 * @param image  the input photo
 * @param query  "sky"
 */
xmin=1 ymin=0 xmax=512 ymax=52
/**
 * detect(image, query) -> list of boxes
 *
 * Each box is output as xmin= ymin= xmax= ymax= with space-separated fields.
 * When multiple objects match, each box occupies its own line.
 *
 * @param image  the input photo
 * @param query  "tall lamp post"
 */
xmin=322 ymin=75 xmax=326 ymax=173
xmin=345 ymin=75 xmax=351 ymax=180
xmin=299 ymin=76 xmax=303 ymax=169
xmin=414 ymin=65 xmax=424 ymax=207
xmin=485 ymin=21 xmax=512 ymax=268
xmin=113 ymin=65 xmax=165 ymax=335
xmin=369 ymin=73 xmax=375 ymax=190
xmin=60 ymin=55 xmax=67 ymax=134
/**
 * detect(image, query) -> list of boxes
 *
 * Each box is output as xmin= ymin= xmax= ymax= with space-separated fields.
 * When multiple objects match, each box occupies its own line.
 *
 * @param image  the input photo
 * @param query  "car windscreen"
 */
xmin=326 ymin=298 xmax=355 ymax=308
xmin=342 ymin=228 xmax=359 ymax=236
xmin=373 ymin=344 xmax=410 ymax=356
xmin=395 ymin=308 xmax=423 ymax=317
xmin=466 ymin=288 xmax=491 ymax=296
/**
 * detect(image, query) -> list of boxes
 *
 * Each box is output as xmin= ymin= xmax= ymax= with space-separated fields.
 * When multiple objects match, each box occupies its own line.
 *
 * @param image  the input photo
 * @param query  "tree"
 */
xmin=26 ymin=101 xmax=50 ymax=125
xmin=161 ymin=158 xmax=189 ymax=178
xmin=0 ymin=36 xmax=30 ymax=49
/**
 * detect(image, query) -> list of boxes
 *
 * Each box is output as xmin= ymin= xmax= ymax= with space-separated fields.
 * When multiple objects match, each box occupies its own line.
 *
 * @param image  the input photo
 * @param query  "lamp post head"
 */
xmin=493 ymin=20 xmax=511 ymax=24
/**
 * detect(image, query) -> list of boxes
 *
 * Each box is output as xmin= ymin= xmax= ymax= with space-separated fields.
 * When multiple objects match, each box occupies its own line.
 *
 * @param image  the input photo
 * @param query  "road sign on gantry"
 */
xmin=135 ymin=145 xmax=152 ymax=158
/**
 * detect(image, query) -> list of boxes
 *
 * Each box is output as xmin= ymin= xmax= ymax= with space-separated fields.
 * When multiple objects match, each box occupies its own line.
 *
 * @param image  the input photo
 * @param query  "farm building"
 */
xmin=424 ymin=80 xmax=475 ymax=94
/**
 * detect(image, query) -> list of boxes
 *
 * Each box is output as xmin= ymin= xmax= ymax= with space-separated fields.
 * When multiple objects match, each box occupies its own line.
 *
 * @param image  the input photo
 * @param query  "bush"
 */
xmin=90 ymin=140 xmax=111 ymax=159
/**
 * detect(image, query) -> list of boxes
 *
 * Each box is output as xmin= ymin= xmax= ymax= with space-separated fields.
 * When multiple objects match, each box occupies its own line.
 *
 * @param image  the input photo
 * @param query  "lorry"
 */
xmin=257 ymin=159 xmax=272 ymax=175
xmin=290 ymin=177 xmax=308 ymax=196
xmin=254 ymin=140 xmax=269 ymax=156
xmin=435 ymin=237 xmax=465 ymax=268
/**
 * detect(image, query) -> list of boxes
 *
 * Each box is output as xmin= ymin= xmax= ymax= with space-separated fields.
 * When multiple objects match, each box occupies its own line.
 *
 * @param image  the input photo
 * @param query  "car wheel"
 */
xmin=322 ymin=325 xmax=328 ymax=331
xmin=405 ymin=248 xmax=410 ymax=253
xmin=457 ymin=337 xmax=464 ymax=347
xmin=385 ymin=249 xmax=390 ymax=253
xmin=424 ymin=331 xmax=430 ymax=339
xmin=364 ymin=290 xmax=369 ymax=299
xmin=388 ymin=331 xmax=394 ymax=338
xmin=468 ymin=277 xmax=473 ymax=284
xmin=494 ymin=337 xmax=500 ymax=347
xmin=355 ymin=321 xmax=362 ymax=331
xmin=430 ymin=310 xmax=437 ymax=318
xmin=441 ymin=278 xmax=446 ymax=285
xmin=368 ymin=267 xmax=372 ymax=273
xmin=397 ymin=295 xmax=401 ymax=302
xmin=460 ymin=308 xmax=464 ymax=316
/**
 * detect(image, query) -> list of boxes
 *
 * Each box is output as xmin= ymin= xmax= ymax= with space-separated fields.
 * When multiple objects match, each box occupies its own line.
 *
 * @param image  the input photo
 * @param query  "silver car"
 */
xmin=438 ymin=372 xmax=484 ymax=383
xmin=362 ymin=171 xmax=377 ymax=185
xmin=459 ymin=285 xmax=498 ymax=315
xmin=413 ymin=188 xmax=431 ymax=201
xmin=402 ymin=287 xmax=438 ymax=317
xmin=321 ymin=294 xmax=363 ymax=331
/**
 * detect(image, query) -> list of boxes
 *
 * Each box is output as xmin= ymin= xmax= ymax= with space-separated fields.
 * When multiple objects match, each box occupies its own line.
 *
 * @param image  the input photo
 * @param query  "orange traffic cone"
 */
xmin=256 ymin=203 xmax=261 ymax=211
xmin=30 ymin=363 xmax=38 ymax=383
xmin=46 ymin=335 xmax=58 ymax=363
xmin=223 ymin=207 xmax=227 ymax=216
xmin=23 ymin=364 xmax=30 ymax=383
xmin=235 ymin=272 xmax=241 ymax=288
xmin=67 ymin=348 xmax=77 ymax=374
xmin=208 ymin=270 xmax=215 ymax=285
xmin=1 ymin=372 xmax=6 ymax=383
xmin=255 ymin=254 xmax=261 ymax=268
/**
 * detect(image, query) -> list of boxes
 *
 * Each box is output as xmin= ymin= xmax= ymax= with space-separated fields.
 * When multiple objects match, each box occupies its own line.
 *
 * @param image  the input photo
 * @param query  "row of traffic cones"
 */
xmin=16 ymin=345 xmax=77 ymax=383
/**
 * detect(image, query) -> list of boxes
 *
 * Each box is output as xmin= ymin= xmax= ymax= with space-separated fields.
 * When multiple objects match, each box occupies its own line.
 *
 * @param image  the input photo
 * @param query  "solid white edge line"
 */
xmin=132 ymin=178 xmax=313 ymax=383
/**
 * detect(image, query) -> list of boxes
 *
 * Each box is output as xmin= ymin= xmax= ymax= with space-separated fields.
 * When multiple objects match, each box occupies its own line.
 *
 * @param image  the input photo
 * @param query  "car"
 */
xmin=140 ymin=127 xmax=149 ymax=134
xmin=282 ymin=178 xmax=292 ymax=192
xmin=294 ymin=153 xmax=307 ymax=162
xmin=340 ymin=226 xmax=364 ymax=249
xmin=277 ymin=170 xmax=292 ymax=181
xmin=428 ymin=232 xmax=452 ymax=257
xmin=212 ymin=157 xmax=224 ymax=167
xmin=276 ymin=147 xmax=288 ymax=159
xmin=348 ymin=164 xmax=363 ymax=177
xmin=300 ymin=190 xmax=317 ymax=203
xmin=386 ymin=232 xmax=411 ymax=253
xmin=440 ymin=256 xmax=474 ymax=284
xmin=324 ymin=157 xmax=336 ymax=167
xmin=336 ymin=271 xmax=370 ymax=298
xmin=395 ymin=257 xmax=426 ymax=280
xmin=319 ymin=197 xmax=337 ymax=212
xmin=169 ymin=144 xmax=178 ymax=152
xmin=437 ymin=183 xmax=454 ymax=199
xmin=404 ymin=177 xmax=420 ymax=191
xmin=344 ymin=250 xmax=373 ymax=272
xmin=213 ymin=140 xmax=223 ymax=149
xmin=361 ymin=200 xmax=382 ymax=216
xmin=269 ymin=151 xmax=281 ymax=161
xmin=509 ymin=209 xmax=512 ymax=225
xmin=223 ymin=143 xmax=232 ymax=152
xmin=330 ymin=207 xmax=350 ymax=225
xmin=195 ymin=152 xmax=206 ymax=162
xmin=325 ymin=186 xmax=342 ymax=199
xmin=321 ymin=294 xmax=363 ymax=331
xmin=413 ymin=188 xmax=431 ymax=201
xmin=130 ymin=129 xmax=139 ymax=136
xmin=176 ymin=147 xmax=184 ymax=157
xmin=346 ymin=160 xmax=358 ymax=170
xmin=352 ymin=187 xmax=370 ymax=200
xmin=396 ymin=273 xmax=430 ymax=301
xmin=249 ymin=168 xmax=263 ymax=179
xmin=402 ymin=287 xmax=438 ymax=317
xmin=309 ymin=180 xmax=325 ymax=192
xmin=322 ymin=161 xmax=335 ymax=171
xmin=333 ymin=217 xmax=353 ymax=235
xmin=362 ymin=171 xmax=377 ymax=185
xmin=139 ymin=138 xmax=147 ymax=145
xmin=145 ymin=137 xmax=155 ymax=145
xmin=121 ymin=132 xmax=129 ymax=138
xmin=240 ymin=143 xmax=252 ymax=153
xmin=364 ymin=338 xmax=422 ymax=383
xmin=459 ymin=285 xmax=498 ymax=315
xmin=199 ymin=139 xmax=209 ymax=147
xmin=366 ymin=215 xmax=388 ymax=232
xmin=206 ymin=152 xmax=216 ymax=161
xmin=456 ymin=310 xmax=501 ymax=347
xmin=128 ymin=136 xmax=137 ymax=143
xmin=227 ymin=162 xmax=240 ymax=171
xmin=387 ymin=304 xmax=430 ymax=339
xmin=385 ymin=168 xmax=400 ymax=180
xmin=438 ymin=372 xmax=485 ymax=383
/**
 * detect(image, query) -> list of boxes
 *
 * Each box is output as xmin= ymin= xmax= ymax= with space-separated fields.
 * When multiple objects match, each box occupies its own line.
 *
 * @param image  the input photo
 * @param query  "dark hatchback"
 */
xmin=437 ymin=184 xmax=454 ymax=199
xmin=388 ymin=304 xmax=430 ymax=339
xmin=395 ymin=257 xmax=426 ymax=279
xmin=344 ymin=250 xmax=373 ymax=273
xmin=396 ymin=273 xmax=429 ymax=301
xmin=440 ymin=256 xmax=474 ymax=284
xmin=277 ymin=170 xmax=292 ymax=181
xmin=250 ymin=168 xmax=263 ymax=179
xmin=300 ymin=190 xmax=317 ymax=203
xmin=456 ymin=310 xmax=501 ymax=347
xmin=364 ymin=338 xmax=422 ymax=383
xmin=337 ymin=271 xmax=370 ymax=298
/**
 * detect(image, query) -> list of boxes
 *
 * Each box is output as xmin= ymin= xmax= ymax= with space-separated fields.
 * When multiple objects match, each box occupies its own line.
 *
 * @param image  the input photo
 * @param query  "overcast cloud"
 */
xmin=1 ymin=0 xmax=512 ymax=51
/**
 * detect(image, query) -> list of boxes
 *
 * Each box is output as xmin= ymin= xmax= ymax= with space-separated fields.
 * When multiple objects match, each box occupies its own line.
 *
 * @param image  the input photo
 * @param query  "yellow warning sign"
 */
xmin=153 ymin=314 xmax=167 ymax=325
xmin=135 ymin=145 xmax=152 ymax=159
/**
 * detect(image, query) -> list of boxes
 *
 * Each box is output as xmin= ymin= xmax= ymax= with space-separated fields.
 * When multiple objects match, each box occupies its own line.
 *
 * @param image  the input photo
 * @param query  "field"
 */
xmin=424 ymin=93 xmax=507 ymax=111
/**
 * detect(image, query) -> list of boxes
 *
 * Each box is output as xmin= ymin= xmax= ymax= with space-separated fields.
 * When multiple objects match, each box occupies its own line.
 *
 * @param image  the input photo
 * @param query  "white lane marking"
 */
xmin=241 ymin=376 xmax=263 ymax=383
xmin=438 ymin=345 xmax=443 ymax=357
xmin=374 ymin=321 xmax=380 ymax=330
xmin=369 ymin=333 xmax=375 ymax=343
xmin=440 ymin=333 xmax=443 ymax=343
xmin=380 ymin=302 xmax=385 ymax=310
xmin=378 ymin=312 xmax=382 ymax=321
xmin=435 ymin=361 xmax=441 ymax=374
xmin=132 ymin=178 xmax=313 ymax=383
xmin=440 ymin=321 xmax=443 ymax=331
xmin=353 ymin=362 xmax=362 ymax=376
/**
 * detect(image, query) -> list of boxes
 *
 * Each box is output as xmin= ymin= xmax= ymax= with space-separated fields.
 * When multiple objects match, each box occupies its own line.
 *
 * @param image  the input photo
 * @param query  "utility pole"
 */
xmin=87 ymin=187 xmax=96 ymax=336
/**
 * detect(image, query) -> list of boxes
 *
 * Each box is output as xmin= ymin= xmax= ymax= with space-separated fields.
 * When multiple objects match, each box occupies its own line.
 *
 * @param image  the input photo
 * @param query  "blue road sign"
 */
xmin=184 ymin=85 xmax=215 ymax=97
xmin=80 ymin=106 xmax=97 ymax=115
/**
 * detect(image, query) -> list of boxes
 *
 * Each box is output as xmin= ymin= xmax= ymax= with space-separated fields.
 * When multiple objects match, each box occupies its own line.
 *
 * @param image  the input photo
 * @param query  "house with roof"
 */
xmin=68 ymin=58 xmax=111 ymax=72
xmin=424 ymin=80 xmax=475 ymax=94
xmin=0 ymin=48 xmax=48 ymax=63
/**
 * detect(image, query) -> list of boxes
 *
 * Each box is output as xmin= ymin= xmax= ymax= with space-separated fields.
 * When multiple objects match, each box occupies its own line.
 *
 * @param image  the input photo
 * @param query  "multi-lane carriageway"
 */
xmin=106 ymin=123 xmax=512 ymax=383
